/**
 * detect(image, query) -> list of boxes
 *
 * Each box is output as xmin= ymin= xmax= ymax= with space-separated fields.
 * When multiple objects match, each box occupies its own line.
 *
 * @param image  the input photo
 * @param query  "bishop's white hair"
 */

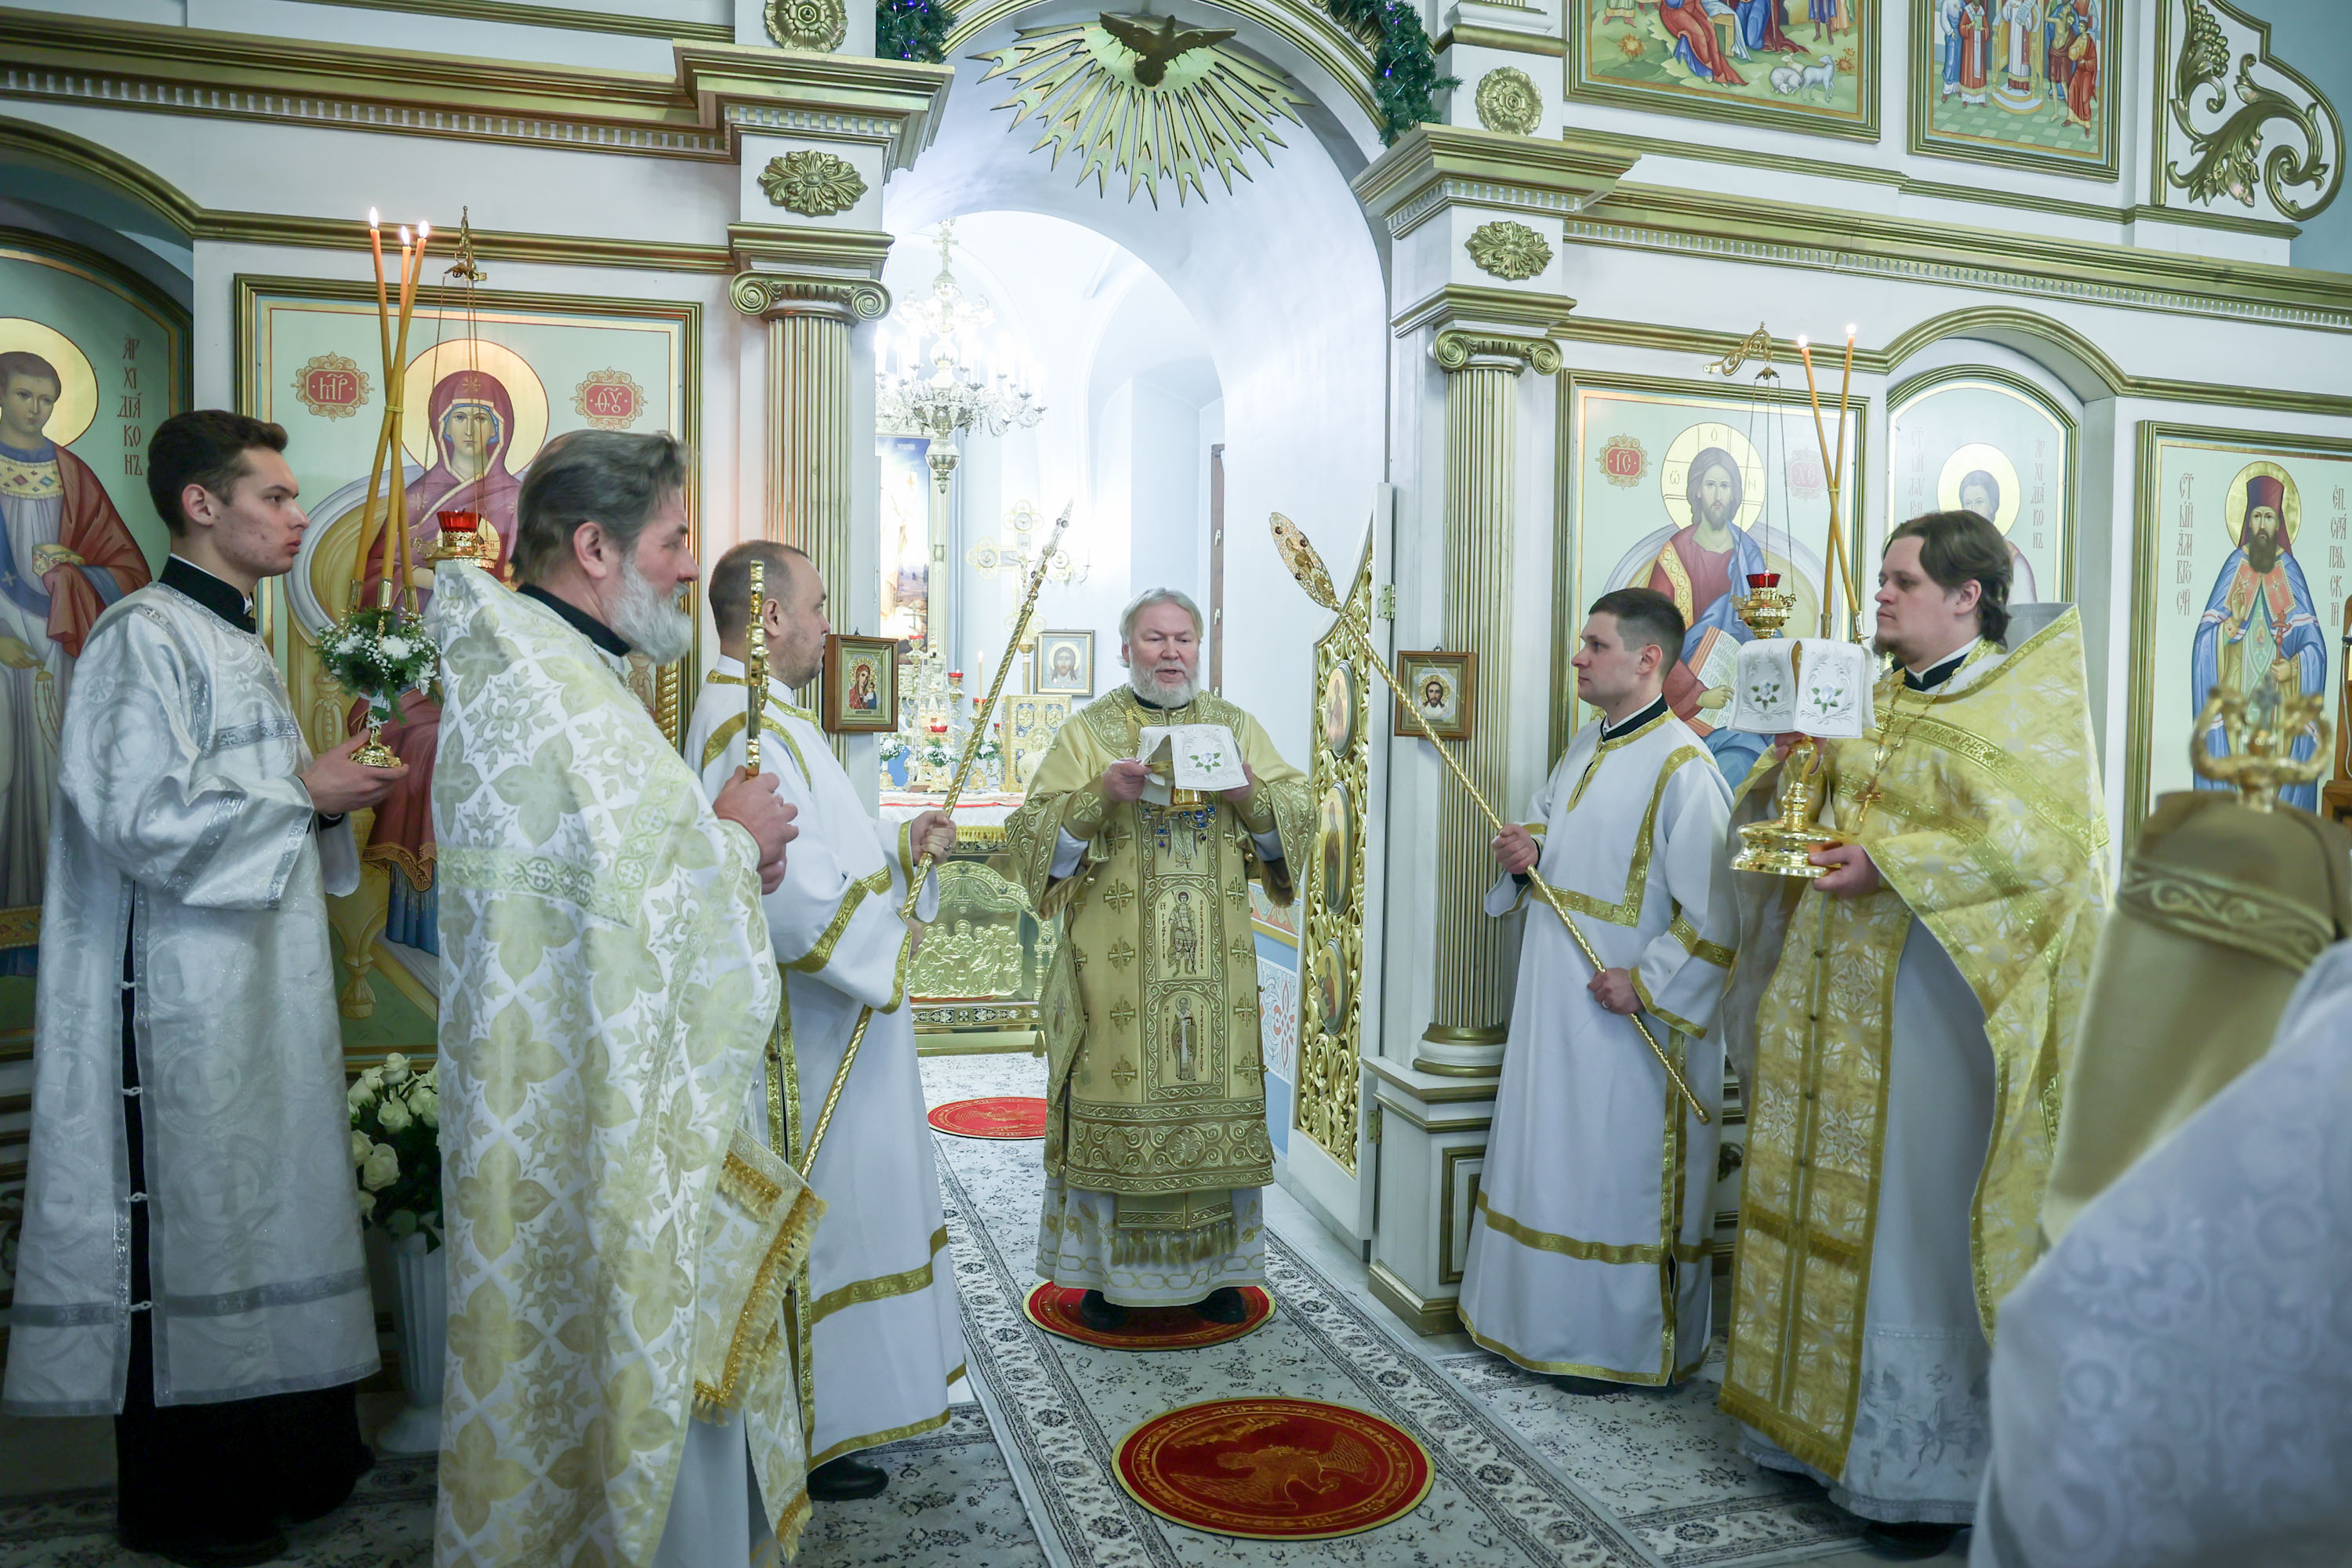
xmin=1116 ymin=587 xmax=1205 ymax=662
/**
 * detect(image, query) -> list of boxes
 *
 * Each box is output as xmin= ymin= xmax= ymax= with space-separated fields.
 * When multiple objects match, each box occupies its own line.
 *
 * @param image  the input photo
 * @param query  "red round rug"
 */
xmin=927 ymin=1095 xmax=1049 ymax=1139
xmin=1023 ymin=1283 xmax=1274 ymax=1350
xmin=1115 ymin=1397 xmax=1433 ymax=1539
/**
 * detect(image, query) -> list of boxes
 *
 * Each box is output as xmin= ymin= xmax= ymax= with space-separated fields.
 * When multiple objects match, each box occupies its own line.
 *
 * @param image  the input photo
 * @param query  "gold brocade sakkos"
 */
xmin=1720 ymin=610 xmax=2111 ymax=1481
xmin=997 ymin=690 xmax=1314 ymax=1213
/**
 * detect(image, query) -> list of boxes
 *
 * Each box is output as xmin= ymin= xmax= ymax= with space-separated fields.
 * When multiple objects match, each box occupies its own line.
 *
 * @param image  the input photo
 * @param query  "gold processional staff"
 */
xmin=1269 ymin=513 xmax=1709 ymax=1124
xmin=787 ymin=504 xmax=1073 ymax=1176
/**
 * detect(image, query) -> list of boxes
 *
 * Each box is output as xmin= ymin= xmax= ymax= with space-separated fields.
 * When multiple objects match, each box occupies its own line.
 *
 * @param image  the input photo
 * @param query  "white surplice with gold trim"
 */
xmin=1457 ymin=707 xmax=1736 ymax=1384
xmin=430 ymin=565 xmax=820 ymax=1568
xmin=686 ymin=656 xmax=962 ymax=1468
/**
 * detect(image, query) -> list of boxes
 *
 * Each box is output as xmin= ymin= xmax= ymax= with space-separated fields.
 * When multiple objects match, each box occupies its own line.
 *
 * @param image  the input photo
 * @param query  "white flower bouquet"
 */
xmin=320 ymin=606 xmax=440 ymax=728
xmin=349 ymin=1053 xmax=442 ymax=1247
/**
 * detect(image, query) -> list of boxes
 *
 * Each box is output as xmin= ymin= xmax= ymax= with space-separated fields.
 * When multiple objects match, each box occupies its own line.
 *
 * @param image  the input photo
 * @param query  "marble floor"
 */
xmin=0 ymin=1048 xmax=1964 ymax=1564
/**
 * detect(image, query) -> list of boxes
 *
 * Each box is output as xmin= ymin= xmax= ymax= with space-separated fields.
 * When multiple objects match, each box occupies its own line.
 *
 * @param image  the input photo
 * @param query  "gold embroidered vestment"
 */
xmin=997 ymin=690 xmax=1313 ymax=1207
xmin=1720 ymin=612 xmax=2110 ymax=1479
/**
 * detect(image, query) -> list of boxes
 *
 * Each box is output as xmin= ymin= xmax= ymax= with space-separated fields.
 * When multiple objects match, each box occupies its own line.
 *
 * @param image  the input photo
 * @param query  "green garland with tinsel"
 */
xmin=1326 ymin=0 xmax=1458 ymax=144
xmin=877 ymin=0 xmax=956 ymax=62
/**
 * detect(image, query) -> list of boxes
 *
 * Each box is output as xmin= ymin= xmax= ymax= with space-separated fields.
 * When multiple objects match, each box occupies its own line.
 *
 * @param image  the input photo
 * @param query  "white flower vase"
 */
xmin=378 ymin=1230 xmax=446 ymax=1454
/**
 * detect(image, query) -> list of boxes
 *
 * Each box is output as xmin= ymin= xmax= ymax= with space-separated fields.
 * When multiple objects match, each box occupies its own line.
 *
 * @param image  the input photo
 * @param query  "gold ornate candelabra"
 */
xmin=2193 ymin=686 xmax=2330 ymax=811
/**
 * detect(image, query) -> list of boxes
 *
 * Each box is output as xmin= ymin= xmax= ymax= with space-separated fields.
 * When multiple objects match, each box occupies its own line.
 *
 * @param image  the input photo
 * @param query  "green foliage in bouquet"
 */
xmin=1325 ymin=0 xmax=1458 ymax=143
xmin=350 ymin=1054 xmax=442 ymax=1247
xmin=319 ymin=606 xmax=439 ymax=726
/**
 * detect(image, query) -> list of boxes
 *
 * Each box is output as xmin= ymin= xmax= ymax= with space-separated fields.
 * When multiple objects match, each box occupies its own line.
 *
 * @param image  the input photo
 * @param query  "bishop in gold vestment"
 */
xmin=1721 ymin=515 xmax=2107 ymax=1541
xmin=998 ymin=590 xmax=1312 ymax=1323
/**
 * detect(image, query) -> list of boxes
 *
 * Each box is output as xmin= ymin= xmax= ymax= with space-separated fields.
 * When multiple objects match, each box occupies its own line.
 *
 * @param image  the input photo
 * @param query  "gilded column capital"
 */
xmin=1431 ymin=329 xmax=1561 ymax=376
xmin=729 ymin=271 xmax=889 ymax=322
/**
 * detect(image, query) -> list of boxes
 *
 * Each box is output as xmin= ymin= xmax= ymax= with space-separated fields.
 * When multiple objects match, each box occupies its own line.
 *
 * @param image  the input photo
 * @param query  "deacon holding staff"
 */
xmin=5 ymin=411 xmax=395 ymax=1566
xmin=688 ymin=541 xmax=964 ymax=1502
xmin=1457 ymin=587 xmax=1737 ymax=1389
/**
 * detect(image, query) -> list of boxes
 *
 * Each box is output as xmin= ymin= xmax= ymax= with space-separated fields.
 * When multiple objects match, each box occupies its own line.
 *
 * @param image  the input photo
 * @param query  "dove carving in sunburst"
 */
xmin=972 ymin=16 xmax=1308 ymax=207
xmin=1167 ymin=1431 xmax=1377 ymax=1509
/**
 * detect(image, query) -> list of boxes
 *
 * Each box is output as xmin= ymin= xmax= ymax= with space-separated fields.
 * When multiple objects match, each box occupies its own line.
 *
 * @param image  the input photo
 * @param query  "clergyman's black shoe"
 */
xmin=807 ymin=1454 xmax=890 ymax=1501
xmin=118 ymin=1524 xmax=292 ymax=1568
xmin=1858 ymin=1520 xmax=1962 ymax=1559
xmin=1195 ymin=1287 xmax=1248 ymax=1324
xmin=1078 ymin=1289 xmax=1129 ymax=1332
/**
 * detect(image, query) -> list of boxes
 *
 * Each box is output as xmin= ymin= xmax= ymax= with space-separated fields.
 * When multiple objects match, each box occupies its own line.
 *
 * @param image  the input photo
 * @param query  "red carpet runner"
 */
xmin=927 ymin=1095 xmax=1049 ymax=1139
xmin=1114 ymin=1396 xmax=1434 ymax=1539
xmin=1022 ymin=1283 xmax=1274 ymax=1350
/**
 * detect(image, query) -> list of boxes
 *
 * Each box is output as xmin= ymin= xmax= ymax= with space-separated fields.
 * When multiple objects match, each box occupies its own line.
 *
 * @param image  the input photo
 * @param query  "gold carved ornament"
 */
xmin=1268 ymin=513 xmax=1708 ymax=1123
xmin=2167 ymin=0 xmax=2343 ymax=220
xmin=764 ymin=0 xmax=847 ymax=50
xmin=1465 ymin=220 xmax=1552 ymax=281
xmin=757 ymin=151 xmax=868 ymax=217
xmin=1474 ymin=67 xmax=1542 ymax=136
xmin=1294 ymin=550 xmax=1372 ymax=1173
xmin=974 ymin=16 xmax=1308 ymax=206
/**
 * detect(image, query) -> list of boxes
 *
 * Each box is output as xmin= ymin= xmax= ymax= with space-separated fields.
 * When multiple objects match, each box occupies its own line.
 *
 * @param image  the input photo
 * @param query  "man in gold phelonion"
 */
xmin=1719 ymin=509 xmax=2109 ymax=1559
xmin=999 ymin=588 xmax=1312 ymax=1331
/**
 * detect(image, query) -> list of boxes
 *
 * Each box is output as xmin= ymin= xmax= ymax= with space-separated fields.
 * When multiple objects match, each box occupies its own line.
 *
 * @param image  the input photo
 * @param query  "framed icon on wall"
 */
xmin=1393 ymin=649 xmax=1476 ymax=742
xmin=1033 ymin=629 xmax=1094 ymax=697
xmin=824 ymin=633 xmax=900 ymax=733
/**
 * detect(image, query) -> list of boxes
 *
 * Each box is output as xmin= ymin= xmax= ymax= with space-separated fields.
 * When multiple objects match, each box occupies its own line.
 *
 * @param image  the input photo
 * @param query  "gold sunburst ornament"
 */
xmin=975 ymin=15 xmax=1307 ymax=207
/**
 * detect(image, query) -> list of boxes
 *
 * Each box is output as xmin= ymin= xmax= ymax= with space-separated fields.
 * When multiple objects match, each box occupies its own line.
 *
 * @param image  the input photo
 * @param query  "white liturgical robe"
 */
xmin=1457 ymin=705 xmax=1736 ymax=1384
xmin=432 ymin=568 xmax=818 ymax=1568
xmin=687 ymin=657 xmax=963 ymax=1467
xmin=1969 ymin=943 xmax=2352 ymax=1568
xmin=4 ymin=578 xmax=373 ymax=1414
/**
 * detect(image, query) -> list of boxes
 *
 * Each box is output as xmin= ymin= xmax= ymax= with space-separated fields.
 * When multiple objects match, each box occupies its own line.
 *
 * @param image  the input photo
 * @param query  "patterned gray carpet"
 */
xmin=0 ymin=1051 xmax=1861 ymax=1566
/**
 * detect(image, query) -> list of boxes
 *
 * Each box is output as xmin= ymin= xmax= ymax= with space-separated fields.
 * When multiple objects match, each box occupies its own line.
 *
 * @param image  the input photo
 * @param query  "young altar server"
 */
xmin=4 ymin=411 xmax=400 ymax=1566
xmin=688 ymin=540 xmax=964 ymax=1501
xmin=1457 ymin=586 xmax=1737 ymax=1389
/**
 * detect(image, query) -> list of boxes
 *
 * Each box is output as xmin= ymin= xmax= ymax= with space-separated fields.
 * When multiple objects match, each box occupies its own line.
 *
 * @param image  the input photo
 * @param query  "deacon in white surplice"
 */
xmin=688 ymin=541 xmax=964 ymax=1503
xmin=1457 ymin=587 xmax=1737 ymax=1388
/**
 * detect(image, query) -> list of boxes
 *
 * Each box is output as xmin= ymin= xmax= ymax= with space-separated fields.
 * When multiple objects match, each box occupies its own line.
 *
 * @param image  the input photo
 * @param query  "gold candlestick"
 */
xmin=1269 ymin=513 xmax=1708 ymax=1124
xmin=743 ymin=559 xmax=768 ymax=778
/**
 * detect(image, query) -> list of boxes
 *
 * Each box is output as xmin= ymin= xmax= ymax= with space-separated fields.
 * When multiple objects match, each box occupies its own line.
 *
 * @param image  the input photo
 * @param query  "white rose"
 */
xmin=359 ymin=1065 xmax=385 ymax=1093
xmin=357 ymin=1189 xmax=376 ymax=1220
xmin=409 ymin=1083 xmax=439 ymax=1128
xmin=377 ymin=1096 xmax=412 ymax=1134
xmin=350 ymin=1129 xmax=372 ymax=1166
xmin=347 ymin=1078 xmax=374 ymax=1112
xmin=382 ymin=1052 xmax=411 ymax=1086
xmin=362 ymin=1142 xmax=401 ymax=1192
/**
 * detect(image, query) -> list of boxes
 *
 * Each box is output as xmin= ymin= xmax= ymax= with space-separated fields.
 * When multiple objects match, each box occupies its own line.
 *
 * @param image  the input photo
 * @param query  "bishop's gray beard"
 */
xmin=1128 ymin=663 xmax=1200 ymax=709
xmin=610 ymin=557 xmax=694 ymax=665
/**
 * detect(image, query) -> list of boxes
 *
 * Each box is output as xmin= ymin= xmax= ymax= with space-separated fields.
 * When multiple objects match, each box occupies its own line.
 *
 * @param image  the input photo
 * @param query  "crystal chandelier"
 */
xmin=877 ymin=221 xmax=1046 ymax=442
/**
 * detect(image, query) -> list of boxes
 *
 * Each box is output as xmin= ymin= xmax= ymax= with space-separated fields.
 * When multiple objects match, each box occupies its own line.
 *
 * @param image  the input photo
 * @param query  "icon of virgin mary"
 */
xmin=350 ymin=366 xmax=529 ymax=952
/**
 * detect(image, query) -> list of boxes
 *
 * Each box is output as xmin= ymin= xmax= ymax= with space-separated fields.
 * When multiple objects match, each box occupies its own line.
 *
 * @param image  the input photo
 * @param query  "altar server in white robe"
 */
xmin=431 ymin=432 xmax=814 ymax=1568
xmin=1458 ymin=586 xmax=1737 ymax=1388
xmin=688 ymin=540 xmax=964 ymax=1502
xmin=1971 ymin=941 xmax=2352 ymax=1567
xmin=5 ymin=412 xmax=398 ymax=1566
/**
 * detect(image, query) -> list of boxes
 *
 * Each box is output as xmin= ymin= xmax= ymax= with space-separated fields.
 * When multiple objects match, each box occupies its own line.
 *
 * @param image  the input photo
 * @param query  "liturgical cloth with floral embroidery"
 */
xmin=996 ymin=689 xmax=1312 ymax=1307
xmin=687 ymin=655 xmax=964 ymax=1469
xmin=429 ymin=564 xmax=819 ymax=1568
xmin=1457 ymin=707 xmax=1736 ymax=1385
xmin=1719 ymin=608 xmax=2108 ymax=1522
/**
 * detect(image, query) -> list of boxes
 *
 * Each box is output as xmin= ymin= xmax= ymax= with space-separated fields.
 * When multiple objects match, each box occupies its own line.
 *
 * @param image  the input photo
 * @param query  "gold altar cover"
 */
xmin=996 ymin=689 xmax=1314 ymax=1203
xmin=2041 ymin=790 xmax=2351 ymax=1243
xmin=1721 ymin=611 xmax=2110 ymax=1479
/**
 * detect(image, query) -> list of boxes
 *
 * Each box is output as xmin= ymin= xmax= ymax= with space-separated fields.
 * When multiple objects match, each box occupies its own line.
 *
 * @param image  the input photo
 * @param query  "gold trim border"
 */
xmin=294 ymin=0 xmax=734 ymax=43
